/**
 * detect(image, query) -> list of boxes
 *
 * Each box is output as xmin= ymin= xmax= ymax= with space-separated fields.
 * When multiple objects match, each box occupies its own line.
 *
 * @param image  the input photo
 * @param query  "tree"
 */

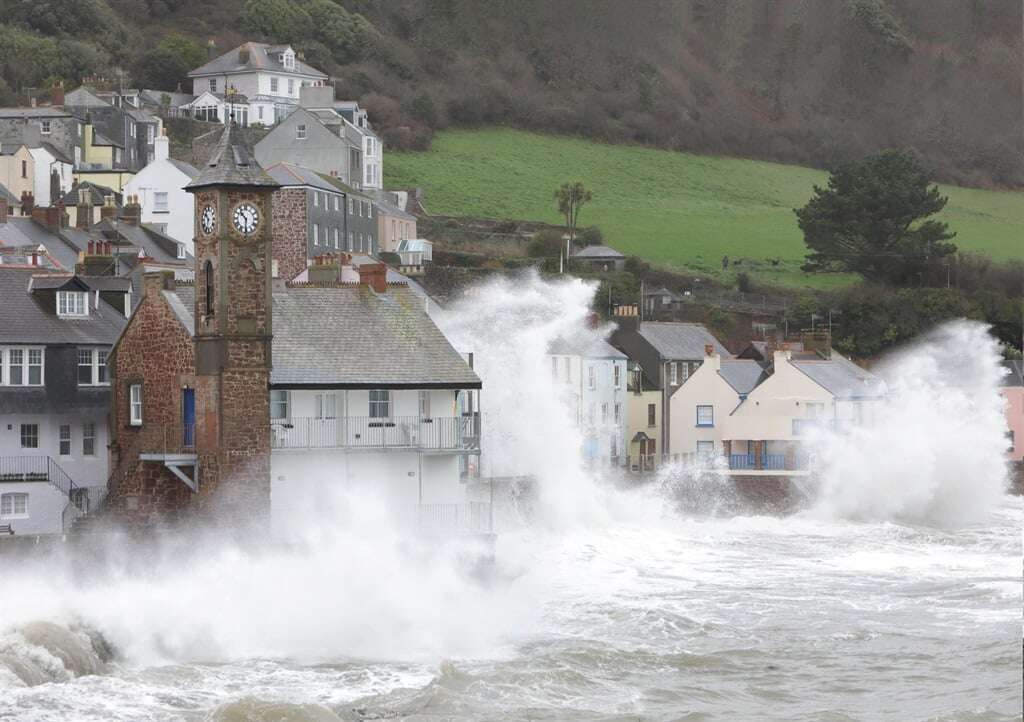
xmin=554 ymin=181 xmax=592 ymax=262
xmin=134 ymin=36 xmax=205 ymax=90
xmin=795 ymin=150 xmax=956 ymax=285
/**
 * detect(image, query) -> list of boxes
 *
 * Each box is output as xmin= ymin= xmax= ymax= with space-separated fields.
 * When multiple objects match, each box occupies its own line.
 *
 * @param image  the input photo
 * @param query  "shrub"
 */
xmin=379 ymin=251 xmax=401 ymax=265
xmin=736 ymin=272 xmax=752 ymax=293
xmin=527 ymin=229 xmax=563 ymax=258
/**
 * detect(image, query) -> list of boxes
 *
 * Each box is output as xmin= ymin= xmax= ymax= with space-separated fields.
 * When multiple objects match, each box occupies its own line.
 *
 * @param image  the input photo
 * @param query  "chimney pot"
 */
xmin=704 ymin=344 xmax=715 ymax=357
xmin=88 ymin=240 xmax=95 ymax=254
xmin=358 ymin=262 xmax=388 ymax=293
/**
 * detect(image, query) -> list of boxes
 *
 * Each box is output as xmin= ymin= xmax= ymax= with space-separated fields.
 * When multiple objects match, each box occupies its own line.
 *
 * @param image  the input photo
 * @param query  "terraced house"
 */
xmin=0 ymin=266 xmax=128 ymax=534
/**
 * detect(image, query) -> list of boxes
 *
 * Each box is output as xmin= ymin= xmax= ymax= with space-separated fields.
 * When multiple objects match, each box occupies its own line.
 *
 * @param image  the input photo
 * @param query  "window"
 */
xmin=697 ymin=440 xmax=715 ymax=455
xmin=419 ymin=390 xmax=431 ymax=419
xmin=57 ymin=291 xmax=88 ymax=317
xmin=614 ymin=403 xmax=621 ymax=424
xmin=367 ymin=204 xmax=373 ymax=219
xmin=669 ymin=362 xmax=678 ymax=386
xmin=40 ymin=120 xmax=51 ymax=135
xmin=296 ymin=124 xmax=307 ymax=140
xmin=347 ymin=231 xmax=353 ymax=248
xmin=287 ymin=79 xmax=294 ymax=95
xmin=204 ymin=260 xmax=215 ymax=317
xmin=588 ymin=365 xmax=596 ymax=390
xmin=348 ymin=197 xmax=354 ymax=214
xmin=177 ymin=243 xmax=186 ymax=260
xmin=648 ymin=404 xmax=656 ymax=427
xmin=333 ymin=196 xmax=340 ymax=211
xmin=154 ymin=192 xmax=168 ymax=212
xmin=20 ymin=423 xmax=38 ymax=448
xmin=258 ymin=106 xmax=264 ymax=121
xmin=332 ymin=227 xmax=339 ymax=248
xmin=27 ymin=349 xmax=42 ymax=385
xmin=129 ymin=384 xmax=143 ymax=425
xmin=270 ymin=77 xmax=279 ymax=93
xmin=313 ymin=224 xmax=320 ymax=246
xmin=551 ymin=356 xmax=558 ymax=380
xmin=8 ymin=348 xmax=23 ymax=385
xmin=601 ymin=403 xmax=608 ymax=423
xmin=366 ymin=137 xmax=375 ymax=156
xmin=77 ymin=348 xmax=108 ymax=386
xmin=0 ymin=493 xmax=28 ymax=518
xmin=270 ymin=390 xmax=289 ymax=420
xmin=807 ymin=402 xmax=825 ymax=418
xmin=696 ymin=405 xmax=714 ymax=427
xmin=83 ymin=422 xmax=95 ymax=456
xmin=59 ymin=425 xmax=71 ymax=456
xmin=681 ymin=363 xmax=690 ymax=383
xmin=369 ymin=389 xmax=390 ymax=418
xmin=613 ymin=365 xmax=621 ymax=389
xmin=210 ymin=79 xmax=217 ymax=93
xmin=315 ymin=393 xmax=336 ymax=419
xmin=357 ymin=201 xmax=363 ymax=217
xmin=147 ymin=125 xmax=155 ymax=143
xmin=313 ymin=191 xmax=319 ymax=207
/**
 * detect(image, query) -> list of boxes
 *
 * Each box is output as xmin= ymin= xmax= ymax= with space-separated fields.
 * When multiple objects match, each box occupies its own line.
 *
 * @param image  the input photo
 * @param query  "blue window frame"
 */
xmin=696 ymin=405 xmax=714 ymax=427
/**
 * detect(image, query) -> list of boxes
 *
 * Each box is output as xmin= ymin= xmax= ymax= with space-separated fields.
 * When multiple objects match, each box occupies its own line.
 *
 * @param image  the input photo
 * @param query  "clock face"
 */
xmin=200 ymin=205 xmax=216 ymax=235
xmin=232 ymin=203 xmax=260 ymax=235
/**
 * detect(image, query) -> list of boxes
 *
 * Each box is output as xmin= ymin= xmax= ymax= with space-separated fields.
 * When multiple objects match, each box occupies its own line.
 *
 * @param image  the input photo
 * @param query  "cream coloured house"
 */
xmin=670 ymin=342 xmax=884 ymax=476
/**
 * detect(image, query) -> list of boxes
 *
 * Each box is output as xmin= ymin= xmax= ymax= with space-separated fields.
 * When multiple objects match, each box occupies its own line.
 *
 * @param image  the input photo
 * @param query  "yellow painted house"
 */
xmin=0 ymin=144 xmax=36 ymax=212
xmin=74 ymin=121 xmax=134 ymax=192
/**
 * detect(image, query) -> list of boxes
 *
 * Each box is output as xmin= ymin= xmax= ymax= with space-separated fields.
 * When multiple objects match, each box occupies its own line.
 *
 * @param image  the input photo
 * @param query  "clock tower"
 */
xmin=186 ymin=120 xmax=280 ymax=524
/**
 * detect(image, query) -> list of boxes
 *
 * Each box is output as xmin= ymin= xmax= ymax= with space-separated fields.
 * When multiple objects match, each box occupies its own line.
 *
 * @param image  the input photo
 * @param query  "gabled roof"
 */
xmin=717 ymin=359 xmax=768 ymax=395
xmin=1001 ymin=360 xmax=1023 ymax=388
xmin=371 ymin=195 xmax=416 ymax=221
xmin=0 ymin=182 xmax=17 ymax=205
xmin=62 ymin=181 xmax=122 ymax=207
xmin=265 ymin=162 xmax=347 ymax=194
xmin=789 ymin=353 xmax=884 ymax=398
xmin=637 ymin=322 xmax=729 ymax=360
xmin=189 ymin=42 xmax=327 ymax=79
xmin=139 ymin=89 xmax=195 ymax=109
xmin=34 ymin=142 xmax=74 ymax=165
xmin=0 ymin=108 xmax=72 ymax=119
xmin=0 ymin=268 xmax=127 ymax=345
xmin=167 ymin=158 xmax=200 ymax=178
xmin=64 ymin=87 xmax=110 ymax=108
xmin=573 ymin=244 xmax=625 ymax=259
xmin=271 ymin=284 xmax=480 ymax=388
xmin=187 ymin=121 xmax=279 ymax=190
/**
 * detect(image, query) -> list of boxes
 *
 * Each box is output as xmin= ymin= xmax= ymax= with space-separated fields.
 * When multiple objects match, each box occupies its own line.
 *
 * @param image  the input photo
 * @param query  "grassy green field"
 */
xmin=386 ymin=128 xmax=1024 ymax=290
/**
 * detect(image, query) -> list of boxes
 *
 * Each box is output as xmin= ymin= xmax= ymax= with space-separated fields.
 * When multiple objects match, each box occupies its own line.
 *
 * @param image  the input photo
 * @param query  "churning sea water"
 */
xmin=0 ymin=496 xmax=1020 ymax=721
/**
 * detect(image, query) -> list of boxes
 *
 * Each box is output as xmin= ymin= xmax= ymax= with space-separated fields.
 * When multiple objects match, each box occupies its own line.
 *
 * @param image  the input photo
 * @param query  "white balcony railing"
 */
xmin=270 ymin=415 xmax=481 ymax=452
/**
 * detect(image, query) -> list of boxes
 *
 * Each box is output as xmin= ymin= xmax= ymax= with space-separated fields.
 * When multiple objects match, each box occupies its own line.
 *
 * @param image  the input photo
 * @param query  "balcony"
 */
xmin=271 ymin=415 xmax=481 ymax=454
xmin=726 ymin=447 xmax=810 ymax=475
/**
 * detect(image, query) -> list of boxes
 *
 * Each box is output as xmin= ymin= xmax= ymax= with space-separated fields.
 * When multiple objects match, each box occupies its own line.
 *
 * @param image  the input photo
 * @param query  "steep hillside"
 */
xmin=387 ymin=129 xmax=1024 ymax=289
xmin=1 ymin=0 xmax=1019 ymax=186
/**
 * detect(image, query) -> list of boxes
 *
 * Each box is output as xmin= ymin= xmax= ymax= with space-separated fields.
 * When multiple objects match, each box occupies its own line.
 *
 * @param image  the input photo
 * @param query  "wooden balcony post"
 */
xmin=754 ymin=440 xmax=764 ymax=470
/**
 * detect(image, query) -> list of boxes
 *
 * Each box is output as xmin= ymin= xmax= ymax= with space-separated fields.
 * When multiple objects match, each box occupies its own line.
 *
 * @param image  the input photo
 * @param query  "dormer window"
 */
xmin=282 ymin=51 xmax=295 ymax=69
xmin=57 ymin=291 xmax=88 ymax=317
xmin=176 ymin=243 xmax=186 ymax=260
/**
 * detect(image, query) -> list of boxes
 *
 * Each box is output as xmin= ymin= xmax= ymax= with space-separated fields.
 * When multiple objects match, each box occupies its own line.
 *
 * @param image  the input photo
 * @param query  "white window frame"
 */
xmin=551 ymin=356 xmax=558 ymax=380
xmin=696 ymin=404 xmax=714 ymax=428
xmin=696 ymin=440 xmax=715 ymax=456
xmin=177 ymin=243 xmax=186 ymax=260
xmin=418 ymin=390 xmax=431 ymax=419
xmin=669 ymin=362 xmax=678 ymax=386
xmin=613 ymin=364 xmax=621 ymax=389
xmin=40 ymin=120 xmax=51 ymax=135
xmin=0 ymin=493 xmax=28 ymax=519
xmin=270 ymin=389 xmax=289 ymax=420
xmin=333 ymin=196 xmax=340 ymax=211
xmin=587 ymin=365 xmax=596 ymax=390
xmin=77 ymin=348 xmax=108 ymax=386
xmin=601 ymin=402 xmax=608 ymax=423
xmin=129 ymin=384 xmax=143 ymax=426
xmin=20 ymin=423 xmax=38 ymax=448
xmin=315 ymin=392 xmax=336 ymax=419
xmin=153 ymin=191 xmax=169 ymax=212
xmin=270 ymin=77 xmax=279 ymax=93
xmin=147 ymin=125 xmax=155 ymax=143
xmin=1 ymin=347 xmax=45 ymax=387
xmin=369 ymin=389 xmax=391 ymax=419
xmin=287 ymin=78 xmax=294 ymax=95
xmin=59 ymin=424 xmax=71 ymax=456
xmin=614 ymin=402 xmax=621 ymax=424
xmin=296 ymin=123 xmax=307 ymax=140
xmin=312 ymin=191 xmax=319 ymax=207
xmin=312 ymin=224 xmax=320 ymax=246
xmin=209 ymin=78 xmax=217 ymax=93
xmin=82 ymin=421 xmax=96 ymax=456
xmin=57 ymin=291 xmax=89 ymax=317
xmin=681 ymin=363 xmax=690 ymax=383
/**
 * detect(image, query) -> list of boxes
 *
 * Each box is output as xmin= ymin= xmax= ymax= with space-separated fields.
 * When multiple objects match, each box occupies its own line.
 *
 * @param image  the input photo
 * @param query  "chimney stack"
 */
xmin=77 ymin=237 xmax=116 ymax=276
xmin=154 ymin=128 xmax=170 ymax=162
xmin=20 ymin=191 xmax=34 ymax=216
xmin=99 ymin=194 xmax=118 ymax=222
xmin=704 ymin=344 xmax=715 ymax=357
xmin=51 ymin=81 xmax=64 ymax=107
xmin=76 ymin=186 xmax=94 ymax=229
xmin=121 ymin=194 xmax=141 ymax=226
xmin=358 ymin=262 xmax=388 ymax=293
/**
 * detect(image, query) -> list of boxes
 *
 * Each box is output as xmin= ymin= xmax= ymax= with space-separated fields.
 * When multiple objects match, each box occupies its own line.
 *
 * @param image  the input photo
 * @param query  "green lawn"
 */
xmin=386 ymin=128 xmax=1024 ymax=290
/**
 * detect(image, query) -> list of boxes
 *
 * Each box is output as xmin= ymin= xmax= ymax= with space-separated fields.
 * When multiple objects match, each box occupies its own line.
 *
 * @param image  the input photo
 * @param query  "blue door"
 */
xmin=182 ymin=388 xmax=195 ymax=449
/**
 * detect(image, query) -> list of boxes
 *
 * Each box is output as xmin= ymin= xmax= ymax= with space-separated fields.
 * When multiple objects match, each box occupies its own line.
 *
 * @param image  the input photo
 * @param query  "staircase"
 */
xmin=0 ymin=456 xmax=105 ymax=533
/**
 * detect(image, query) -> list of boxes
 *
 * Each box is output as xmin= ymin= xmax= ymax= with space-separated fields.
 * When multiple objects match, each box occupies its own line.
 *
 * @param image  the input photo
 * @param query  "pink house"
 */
xmin=1002 ymin=361 xmax=1023 ymax=462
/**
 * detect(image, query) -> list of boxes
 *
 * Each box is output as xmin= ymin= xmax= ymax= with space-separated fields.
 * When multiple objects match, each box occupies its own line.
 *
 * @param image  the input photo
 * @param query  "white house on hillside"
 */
xmin=28 ymin=145 xmax=74 ymax=208
xmin=188 ymin=42 xmax=328 ymax=126
xmin=123 ymin=132 xmax=199 ymax=253
xmin=549 ymin=335 xmax=628 ymax=468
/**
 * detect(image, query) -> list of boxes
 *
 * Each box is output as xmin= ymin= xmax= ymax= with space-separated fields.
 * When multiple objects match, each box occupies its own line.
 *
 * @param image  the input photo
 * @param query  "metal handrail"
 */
xmin=271 ymin=415 xmax=481 ymax=451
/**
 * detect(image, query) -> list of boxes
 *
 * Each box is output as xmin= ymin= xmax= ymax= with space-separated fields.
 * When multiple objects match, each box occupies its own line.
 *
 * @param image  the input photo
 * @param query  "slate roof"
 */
xmin=718 ymin=360 xmax=768 ymax=395
xmin=790 ymin=353 xmax=884 ymax=398
xmin=371 ymin=195 xmax=416 ymax=222
xmin=62 ymin=181 xmax=122 ymax=207
xmin=265 ymin=162 xmax=345 ymax=193
xmin=139 ymin=89 xmax=195 ymax=109
xmin=573 ymin=244 xmax=625 ymax=259
xmin=637 ymin=322 xmax=729 ymax=360
xmin=0 ymin=182 xmax=17 ymax=204
xmin=1001 ymin=360 xmax=1024 ymax=388
xmin=37 ymin=142 xmax=74 ymax=165
xmin=187 ymin=121 xmax=280 ymax=190
xmin=549 ymin=335 xmax=627 ymax=359
xmin=0 ymin=218 xmax=79 ymax=270
xmin=0 ymin=108 xmax=72 ymax=119
xmin=272 ymin=285 xmax=479 ymax=388
xmin=0 ymin=268 xmax=127 ymax=345
xmin=189 ymin=42 xmax=327 ymax=79
xmin=167 ymin=158 xmax=200 ymax=178
xmin=80 ymin=275 xmax=132 ymax=292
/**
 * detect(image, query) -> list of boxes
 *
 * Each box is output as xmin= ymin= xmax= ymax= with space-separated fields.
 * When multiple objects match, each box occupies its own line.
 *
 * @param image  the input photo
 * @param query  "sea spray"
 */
xmin=810 ymin=320 xmax=1010 ymax=526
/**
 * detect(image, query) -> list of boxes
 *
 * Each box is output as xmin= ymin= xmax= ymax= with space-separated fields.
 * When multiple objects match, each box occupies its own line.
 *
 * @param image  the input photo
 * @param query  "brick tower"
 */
xmin=186 ymin=121 xmax=280 ymax=524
